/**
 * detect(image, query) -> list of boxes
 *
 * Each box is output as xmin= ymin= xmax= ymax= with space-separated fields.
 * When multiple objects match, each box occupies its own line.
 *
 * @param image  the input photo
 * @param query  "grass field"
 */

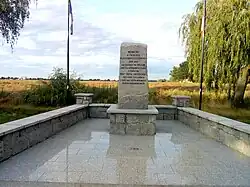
xmin=0 ymin=80 xmax=198 ymax=91
xmin=1 ymin=80 xmax=250 ymax=124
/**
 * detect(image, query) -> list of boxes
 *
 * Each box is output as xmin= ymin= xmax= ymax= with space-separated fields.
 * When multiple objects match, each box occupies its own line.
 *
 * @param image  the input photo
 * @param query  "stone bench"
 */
xmin=178 ymin=107 xmax=250 ymax=156
xmin=0 ymin=104 xmax=88 ymax=162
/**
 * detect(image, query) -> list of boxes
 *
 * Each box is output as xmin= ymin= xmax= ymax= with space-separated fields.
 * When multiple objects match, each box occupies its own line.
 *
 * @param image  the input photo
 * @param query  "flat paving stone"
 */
xmin=0 ymin=119 xmax=250 ymax=186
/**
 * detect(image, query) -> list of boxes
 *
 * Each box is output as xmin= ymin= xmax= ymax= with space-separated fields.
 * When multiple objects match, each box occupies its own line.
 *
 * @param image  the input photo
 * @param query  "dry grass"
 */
xmin=1 ymin=80 xmax=249 ymax=99
xmin=1 ymin=79 xmax=248 ymax=91
xmin=0 ymin=80 xmax=46 ymax=92
xmin=1 ymin=80 xmax=250 ymax=124
xmin=0 ymin=80 xmax=200 ymax=91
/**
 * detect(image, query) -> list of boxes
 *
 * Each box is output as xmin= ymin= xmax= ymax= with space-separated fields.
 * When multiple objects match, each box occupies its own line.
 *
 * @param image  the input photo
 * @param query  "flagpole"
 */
xmin=199 ymin=0 xmax=207 ymax=110
xmin=66 ymin=0 xmax=70 ymax=105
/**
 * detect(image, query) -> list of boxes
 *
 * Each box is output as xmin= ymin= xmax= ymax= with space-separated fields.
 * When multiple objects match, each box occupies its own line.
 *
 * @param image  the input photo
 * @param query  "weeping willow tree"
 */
xmin=180 ymin=0 xmax=250 ymax=107
xmin=0 ymin=0 xmax=36 ymax=49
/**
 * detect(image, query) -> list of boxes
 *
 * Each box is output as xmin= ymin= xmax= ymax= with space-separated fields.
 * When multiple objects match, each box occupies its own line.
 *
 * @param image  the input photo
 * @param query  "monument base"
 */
xmin=107 ymin=105 xmax=158 ymax=136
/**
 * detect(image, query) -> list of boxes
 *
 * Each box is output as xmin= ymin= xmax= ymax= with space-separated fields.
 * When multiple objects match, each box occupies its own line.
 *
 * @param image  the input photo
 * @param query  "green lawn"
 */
xmin=0 ymin=105 xmax=57 ymax=124
xmin=203 ymin=105 xmax=250 ymax=124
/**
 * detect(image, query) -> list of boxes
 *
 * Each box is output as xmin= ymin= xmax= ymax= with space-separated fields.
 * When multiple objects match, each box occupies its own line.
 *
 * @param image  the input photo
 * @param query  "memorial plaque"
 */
xmin=107 ymin=42 xmax=158 ymax=136
xmin=118 ymin=42 xmax=149 ymax=109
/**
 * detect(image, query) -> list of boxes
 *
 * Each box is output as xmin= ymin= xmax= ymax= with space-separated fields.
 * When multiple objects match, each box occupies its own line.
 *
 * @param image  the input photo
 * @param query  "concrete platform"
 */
xmin=0 ymin=119 xmax=250 ymax=186
xmin=107 ymin=105 xmax=158 ymax=135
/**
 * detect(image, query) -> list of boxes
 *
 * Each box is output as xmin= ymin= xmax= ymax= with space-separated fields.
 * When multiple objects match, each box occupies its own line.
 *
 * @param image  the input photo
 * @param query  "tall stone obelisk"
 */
xmin=118 ymin=43 xmax=149 ymax=109
xmin=107 ymin=42 xmax=158 ymax=136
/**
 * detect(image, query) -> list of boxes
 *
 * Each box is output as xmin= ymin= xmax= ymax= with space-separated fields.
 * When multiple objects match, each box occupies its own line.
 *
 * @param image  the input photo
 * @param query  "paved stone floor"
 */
xmin=0 ymin=119 xmax=250 ymax=187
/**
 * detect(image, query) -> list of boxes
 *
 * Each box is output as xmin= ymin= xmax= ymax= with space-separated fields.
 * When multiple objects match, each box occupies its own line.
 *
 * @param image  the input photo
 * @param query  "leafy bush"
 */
xmin=21 ymin=68 xmax=119 ymax=106
xmin=23 ymin=68 xmax=78 ymax=106
xmin=76 ymin=84 xmax=118 ymax=103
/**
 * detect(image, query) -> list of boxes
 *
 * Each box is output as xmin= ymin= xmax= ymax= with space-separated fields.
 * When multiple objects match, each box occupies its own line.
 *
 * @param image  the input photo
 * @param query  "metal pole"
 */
xmin=66 ymin=1 xmax=69 ymax=182
xmin=199 ymin=0 xmax=207 ymax=110
xmin=66 ymin=0 xmax=70 ymax=105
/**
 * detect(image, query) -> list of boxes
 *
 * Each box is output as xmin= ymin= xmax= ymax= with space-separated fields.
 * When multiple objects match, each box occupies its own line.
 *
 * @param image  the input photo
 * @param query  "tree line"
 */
xmin=174 ymin=0 xmax=249 ymax=107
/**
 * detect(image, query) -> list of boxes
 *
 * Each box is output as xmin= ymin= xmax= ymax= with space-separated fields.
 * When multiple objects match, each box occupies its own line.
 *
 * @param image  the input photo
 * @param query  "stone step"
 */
xmin=0 ymin=181 xmax=191 ymax=187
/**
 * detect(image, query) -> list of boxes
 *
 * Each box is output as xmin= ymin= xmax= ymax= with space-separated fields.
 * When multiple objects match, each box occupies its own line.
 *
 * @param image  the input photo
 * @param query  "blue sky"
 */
xmin=0 ymin=0 xmax=198 ymax=79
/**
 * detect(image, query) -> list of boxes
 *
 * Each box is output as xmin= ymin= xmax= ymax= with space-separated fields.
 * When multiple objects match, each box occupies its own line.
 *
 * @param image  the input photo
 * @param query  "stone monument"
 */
xmin=118 ymin=43 xmax=148 ymax=109
xmin=107 ymin=42 xmax=158 ymax=136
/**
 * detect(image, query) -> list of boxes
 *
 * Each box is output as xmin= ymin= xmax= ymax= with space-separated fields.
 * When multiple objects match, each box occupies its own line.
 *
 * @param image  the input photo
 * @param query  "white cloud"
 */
xmin=0 ymin=0 xmax=197 ymax=79
xmin=0 ymin=48 xmax=9 ymax=55
xmin=77 ymin=10 xmax=185 ymax=65
xmin=37 ymin=31 xmax=67 ymax=42
xmin=54 ymin=48 xmax=66 ymax=55
xmin=77 ymin=42 xmax=96 ymax=49
xmin=16 ymin=37 xmax=37 ymax=50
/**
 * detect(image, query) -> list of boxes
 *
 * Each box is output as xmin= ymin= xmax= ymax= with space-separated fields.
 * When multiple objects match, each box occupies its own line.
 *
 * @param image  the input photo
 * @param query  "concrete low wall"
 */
xmin=89 ymin=104 xmax=112 ymax=118
xmin=89 ymin=104 xmax=178 ymax=120
xmin=0 ymin=105 xmax=88 ymax=162
xmin=154 ymin=105 xmax=177 ymax=120
xmin=0 ymin=103 xmax=177 ymax=163
xmin=178 ymin=107 xmax=250 ymax=156
xmin=2 ymin=101 xmax=249 ymax=162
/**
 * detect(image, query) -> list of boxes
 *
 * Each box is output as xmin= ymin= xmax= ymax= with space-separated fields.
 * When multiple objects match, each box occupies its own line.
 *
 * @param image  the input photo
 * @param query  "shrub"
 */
xmin=21 ymin=68 xmax=119 ymax=106
xmin=23 ymin=68 xmax=78 ymax=107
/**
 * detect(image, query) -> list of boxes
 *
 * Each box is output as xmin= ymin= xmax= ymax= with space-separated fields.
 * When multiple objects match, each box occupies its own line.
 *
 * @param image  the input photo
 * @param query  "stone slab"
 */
xmin=89 ymin=105 xmax=110 ymax=119
xmin=109 ymin=113 xmax=157 ymax=136
xmin=89 ymin=104 xmax=178 ymax=120
xmin=74 ymin=93 xmax=94 ymax=97
xmin=118 ymin=42 xmax=149 ymax=109
xmin=89 ymin=103 xmax=112 ymax=107
xmin=107 ymin=104 xmax=158 ymax=115
xmin=107 ymin=105 xmax=158 ymax=136
xmin=178 ymin=107 xmax=250 ymax=157
xmin=179 ymin=107 xmax=250 ymax=134
xmin=0 ymin=105 xmax=88 ymax=136
xmin=75 ymin=93 xmax=93 ymax=105
xmin=0 ymin=106 xmax=88 ymax=162
xmin=1 ymin=119 xmax=250 ymax=186
xmin=172 ymin=95 xmax=191 ymax=107
xmin=154 ymin=105 xmax=177 ymax=109
xmin=172 ymin=95 xmax=191 ymax=99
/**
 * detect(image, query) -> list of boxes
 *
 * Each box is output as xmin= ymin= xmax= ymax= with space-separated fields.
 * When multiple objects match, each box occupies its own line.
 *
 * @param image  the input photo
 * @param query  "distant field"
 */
xmin=1 ymin=79 xmax=250 ymax=124
xmin=0 ymin=80 xmax=44 ymax=92
xmin=0 ymin=80 xmax=199 ymax=92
